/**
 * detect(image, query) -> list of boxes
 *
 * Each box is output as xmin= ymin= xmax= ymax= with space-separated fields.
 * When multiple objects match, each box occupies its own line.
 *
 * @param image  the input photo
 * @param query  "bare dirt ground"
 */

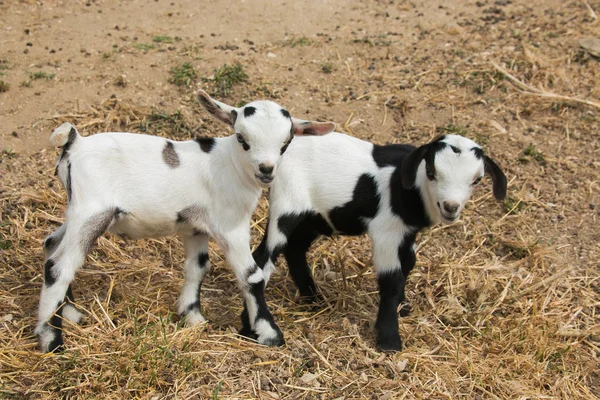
xmin=1 ymin=0 xmax=599 ymax=398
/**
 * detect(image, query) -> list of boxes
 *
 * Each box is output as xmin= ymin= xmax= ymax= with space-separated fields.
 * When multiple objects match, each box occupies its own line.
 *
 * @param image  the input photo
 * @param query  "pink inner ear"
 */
xmin=293 ymin=121 xmax=336 ymax=136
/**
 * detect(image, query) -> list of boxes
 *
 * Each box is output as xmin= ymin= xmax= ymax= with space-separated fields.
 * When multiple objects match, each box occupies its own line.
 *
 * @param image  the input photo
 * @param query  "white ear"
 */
xmin=197 ymin=89 xmax=238 ymax=126
xmin=291 ymin=118 xmax=336 ymax=136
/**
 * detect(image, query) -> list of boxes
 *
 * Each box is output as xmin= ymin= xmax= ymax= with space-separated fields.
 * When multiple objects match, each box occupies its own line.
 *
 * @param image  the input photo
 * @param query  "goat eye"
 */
xmin=426 ymin=167 xmax=435 ymax=181
xmin=236 ymin=133 xmax=250 ymax=150
xmin=473 ymin=176 xmax=482 ymax=185
xmin=280 ymin=137 xmax=293 ymax=155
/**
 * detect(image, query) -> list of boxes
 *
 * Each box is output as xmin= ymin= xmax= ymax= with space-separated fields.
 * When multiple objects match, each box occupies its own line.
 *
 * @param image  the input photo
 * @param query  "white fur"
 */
xmin=417 ymin=135 xmax=484 ymax=224
xmin=62 ymin=304 xmax=83 ymax=324
xmin=261 ymin=133 xmax=487 ymax=280
xmin=36 ymin=91 xmax=335 ymax=352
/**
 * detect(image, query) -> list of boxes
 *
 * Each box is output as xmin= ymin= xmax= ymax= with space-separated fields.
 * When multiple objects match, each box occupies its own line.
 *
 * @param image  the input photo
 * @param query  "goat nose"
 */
xmin=443 ymin=201 xmax=459 ymax=214
xmin=259 ymin=163 xmax=274 ymax=174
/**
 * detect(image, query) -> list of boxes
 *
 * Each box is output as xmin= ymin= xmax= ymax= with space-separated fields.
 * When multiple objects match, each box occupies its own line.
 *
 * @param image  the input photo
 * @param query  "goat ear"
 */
xmin=484 ymin=155 xmax=507 ymax=200
xmin=400 ymin=144 xmax=429 ymax=190
xmin=196 ymin=89 xmax=238 ymax=127
xmin=291 ymin=118 xmax=336 ymax=136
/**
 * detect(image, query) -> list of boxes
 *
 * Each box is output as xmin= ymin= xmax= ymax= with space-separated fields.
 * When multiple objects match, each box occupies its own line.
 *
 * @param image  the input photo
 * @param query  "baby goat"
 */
xmin=251 ymin=133 xmax=507 ymax=351
xmin=36 ymin=90 xmax=335 ymax=352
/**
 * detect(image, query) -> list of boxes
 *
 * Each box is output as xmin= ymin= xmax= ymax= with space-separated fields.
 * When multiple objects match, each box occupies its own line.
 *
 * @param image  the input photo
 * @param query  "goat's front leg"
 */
xmin=371 ymin=232 xmax=407 ymax=352
xmin=221 ymin=229 xmax=284 ymax=347
xmin=178 ymin=233 xmax=210 ymax=326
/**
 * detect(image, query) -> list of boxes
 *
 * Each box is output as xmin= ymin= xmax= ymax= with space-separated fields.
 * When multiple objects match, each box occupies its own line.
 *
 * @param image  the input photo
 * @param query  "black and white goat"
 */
xmin=250 ymin=133 xmax=507 ymax=351
xmin=36 ymin=90 xmax=335 ymax=352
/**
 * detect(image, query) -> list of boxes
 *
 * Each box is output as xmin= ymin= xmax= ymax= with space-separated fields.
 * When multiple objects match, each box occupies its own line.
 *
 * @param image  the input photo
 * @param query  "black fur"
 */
xmin=198 ymin=252 xmax=209 ymax=267
xmin=43 ymin=236 xmax=56 ymax=253
xmin=47 ymin=301 xmax=65 ymax=353
xmin=44 ymin=259 xmax=56 ymax=287
xmin=329 ymin=174 xmax=380 ymax=235
xmin=471 ymin=147 xmax=484 ymax=159
xmin=57 ymin=126 xmax=78 ymax=165
xmin=66 ymin=285 xmax=76 ymax=304
xmin=195 ymin=137 xmax=216 ymax=153
xmin=372 ymin=144 xmax=415 ymax=168
xmin=280 ymin=136 xmax=293 ymax=155
xmin=283 ymin=220 xmax=321 ymax=300
xmin=400 ymin=137 xmax=447 ymax=190
xmin=181 ymin=252 xmax=210 ymax=317
xmin=280 ymin=109 xmax=291 ymax=119
xmin=248 ymin=280 xmax=284 ymax=346
xmin=176 ymin=205 xmax=206 ymax=225
xmin=162 ymin=141 xmax=180 ymax=168
xmin=390 ymin=167 xmax=431 ymax=228
xmin=238 ymin=270 xmax=284 ymax=346
xmin=484 ymin=155 xmax=507 ymax=200
xmin=66 ymin=162 xmax=72 ymax=202
xmin=375 ymin=269 xmax=405 ymax=351
xmin=244 ymin=106 xmax=256 ymax=117
xmin=398 ymin=233 xmax=417 ymax=317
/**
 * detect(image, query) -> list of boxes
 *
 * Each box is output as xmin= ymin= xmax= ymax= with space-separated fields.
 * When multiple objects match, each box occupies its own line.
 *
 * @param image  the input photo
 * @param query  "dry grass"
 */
xmin=1 ymin=0 xmax=600 ymax=398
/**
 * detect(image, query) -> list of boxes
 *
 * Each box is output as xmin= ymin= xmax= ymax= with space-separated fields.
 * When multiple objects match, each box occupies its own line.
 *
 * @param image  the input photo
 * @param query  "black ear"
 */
xmin=400 ymin=145 xmax=429 ymax=190
xmin=484 ymin=155 xmax=507 ymax=200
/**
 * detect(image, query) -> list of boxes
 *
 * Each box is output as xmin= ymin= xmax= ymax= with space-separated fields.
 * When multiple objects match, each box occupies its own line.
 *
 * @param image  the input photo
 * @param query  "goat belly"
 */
xmin=107 ymin=212 xmax=177 ymax=239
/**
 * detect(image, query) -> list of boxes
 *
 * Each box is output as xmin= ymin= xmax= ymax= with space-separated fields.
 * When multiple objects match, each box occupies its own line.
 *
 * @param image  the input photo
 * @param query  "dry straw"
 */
xmin=1 ymin=2 xmax=600 ymax=398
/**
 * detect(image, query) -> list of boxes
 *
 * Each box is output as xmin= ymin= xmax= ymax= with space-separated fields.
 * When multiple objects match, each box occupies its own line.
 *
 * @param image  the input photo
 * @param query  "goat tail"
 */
xmin=50 ymin=122 xmax=80 ymax=148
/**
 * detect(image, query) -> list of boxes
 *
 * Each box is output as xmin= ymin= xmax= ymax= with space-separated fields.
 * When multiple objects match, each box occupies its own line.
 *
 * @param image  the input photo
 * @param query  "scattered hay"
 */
xmin=1 ymin=0 xmax=600 ymax=398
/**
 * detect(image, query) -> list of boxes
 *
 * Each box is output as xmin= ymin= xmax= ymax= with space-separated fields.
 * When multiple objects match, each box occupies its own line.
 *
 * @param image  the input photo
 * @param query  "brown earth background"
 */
xmin=1 ymin=0 xmax=599 ymax=398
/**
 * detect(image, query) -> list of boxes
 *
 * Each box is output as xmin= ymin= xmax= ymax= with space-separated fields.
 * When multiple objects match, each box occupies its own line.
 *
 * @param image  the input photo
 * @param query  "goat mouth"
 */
xmin=437 ymin=202 xmax=458 ymax=223
xmin=441 ymin=213 xmax=458 ymax=223
xmin=256 ymin=174 xmax=274 ymax=184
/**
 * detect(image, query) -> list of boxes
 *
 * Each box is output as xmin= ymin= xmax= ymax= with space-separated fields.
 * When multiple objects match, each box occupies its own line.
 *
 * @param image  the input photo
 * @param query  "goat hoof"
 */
xmin=376 ymin=336 xmax=402 ymax=353
xmin=238 ymin=326 xmax=258 ymax=340
xmin=258 ymin=331 xmax=285 ymax=347
xmin=399 ymin=303 xmax=412 ymax=317
xmin=36 ymin=325 xmax=64 ymax=353
xmin=182 ymin=310 xmax=207 ymax=327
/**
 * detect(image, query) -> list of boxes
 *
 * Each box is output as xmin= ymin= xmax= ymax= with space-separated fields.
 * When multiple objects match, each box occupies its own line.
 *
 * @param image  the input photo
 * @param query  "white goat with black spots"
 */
xmin=251 ymin=133 xmax=507 ymax=351
xmin=36 ymin=90 xmax=335 ymax=352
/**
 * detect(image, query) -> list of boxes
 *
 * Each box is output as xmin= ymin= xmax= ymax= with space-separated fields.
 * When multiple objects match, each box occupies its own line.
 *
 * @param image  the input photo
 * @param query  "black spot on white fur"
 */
xmin=244 ymin=106 xmax=256 ymax=117
xmin=81 ymin=209 xmax=117 ymax=253
xmin=372 ymin=143 xmax=416 ymax=168
xmin=57 ymin=126 xmax=78 ymax=166
xmin=162 ymin=141 xmax=180 ymax=168
xmin=44 ymin=259 xmax=57 ymax=287
xmin=66 ymin=162 xmax=72 ymax=202
xmin=472 ymin=147 xmax=484 ymax=159
xmin=176 ymin=205 xmax=207 ymax=226
xmin=280 ymin=109 xmax=291 ymax=119
xmin=195 ymin=137 xmax=216 ymax=153
xmin=329 ymin=174 xmax=380 ymax=235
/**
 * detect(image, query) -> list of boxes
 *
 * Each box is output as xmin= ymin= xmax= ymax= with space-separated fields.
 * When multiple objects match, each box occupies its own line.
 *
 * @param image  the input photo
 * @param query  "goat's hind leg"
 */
xmin=398 ymin=233 xmax=417 ymax=317
xmin=36 ymin=209 xmax=115 ymax=352
xmin=178 ymin=233 xmax=210 ymax=326
xmin=284 ymin=221 xmax=322 ymax=305
xmin=43 ymin=224 xmax=83 ymax=324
